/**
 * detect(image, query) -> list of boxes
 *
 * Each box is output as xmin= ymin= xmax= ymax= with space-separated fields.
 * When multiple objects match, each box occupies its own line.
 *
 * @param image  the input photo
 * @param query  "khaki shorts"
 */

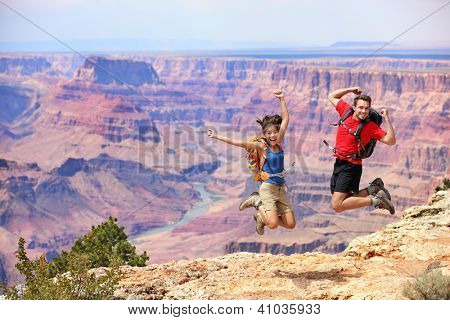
xmin=259 ymin=182 xmax=293 ymax=214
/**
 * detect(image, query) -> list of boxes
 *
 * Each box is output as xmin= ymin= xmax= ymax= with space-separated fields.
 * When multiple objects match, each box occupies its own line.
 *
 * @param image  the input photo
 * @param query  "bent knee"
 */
xmin=331 ymin=202 xmax=343 ymax=213
xmin=285 ymin=221 xmax=296 ymax=229
xmin=266 ymin=221 xmax=279 ymax=229
xmin=261 ymin=211 xmax=279 ymax=229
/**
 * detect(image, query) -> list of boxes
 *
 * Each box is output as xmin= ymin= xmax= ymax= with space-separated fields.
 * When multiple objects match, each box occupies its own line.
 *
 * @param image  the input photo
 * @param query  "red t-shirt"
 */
xmin=335 ymin=99 xmax=386 ymax=165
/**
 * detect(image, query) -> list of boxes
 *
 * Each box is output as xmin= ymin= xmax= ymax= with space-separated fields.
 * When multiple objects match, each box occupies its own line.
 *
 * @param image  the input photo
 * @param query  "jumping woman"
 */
xmin=207 ymin=90 xmax=295 ymax=235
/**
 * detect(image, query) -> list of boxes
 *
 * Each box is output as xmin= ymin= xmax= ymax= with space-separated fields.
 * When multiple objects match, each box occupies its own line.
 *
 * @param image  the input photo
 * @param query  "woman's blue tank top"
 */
xmin=262 ymin=146 xmax=285 ymax=185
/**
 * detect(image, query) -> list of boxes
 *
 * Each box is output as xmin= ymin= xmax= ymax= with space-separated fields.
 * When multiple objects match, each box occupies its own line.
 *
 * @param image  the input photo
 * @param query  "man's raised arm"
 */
xmin=379 ymin=109 xmax=396 ymax=146
xmin=328 ymin=87 xmax=362 ymax=107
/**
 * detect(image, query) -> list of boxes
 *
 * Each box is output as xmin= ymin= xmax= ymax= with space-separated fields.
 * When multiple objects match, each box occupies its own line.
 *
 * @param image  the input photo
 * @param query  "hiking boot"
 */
xmin=253 ymin=212 xmax=265 ymax=235
xmin=374 ymin=190 xmax=395 ymax=215
xmin=239 ymin=192 xmax=261 ymax=211
xmin=369 ymin=178 xmax=392 ymax=201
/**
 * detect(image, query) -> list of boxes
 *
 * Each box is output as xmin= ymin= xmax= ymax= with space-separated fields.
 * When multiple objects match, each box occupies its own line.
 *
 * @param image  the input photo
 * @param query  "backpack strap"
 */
xmin=322 ymin=139 xmax=363 ymax=160
xmin=266 ymin=162 xmax=296 ymax=179
xmin=324 ymin=108 xmax=376 ymax=160
xmin=257 ymin=138 xmax=268 ymax=172
xmin=337 ymin=108 xmax=370 ymax=150
xmin=354 ymin=118 xmax=369 ymax=150
xmin=258 ymin=139 xmax=284 ymax=170
xmin=331 ymin=107 xmax=354 ymax=126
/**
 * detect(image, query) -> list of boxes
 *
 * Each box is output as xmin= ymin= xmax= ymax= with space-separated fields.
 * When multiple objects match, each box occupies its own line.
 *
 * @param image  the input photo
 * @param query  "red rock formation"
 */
xmin=38 ymin=81 xmax=160 ymax=143
xmin=0 ymin=155 xmax=200 ymax=284
xmin=0 ymin=54 xmax=83 ymax=78
xmin=0 ymin=56 xmax=51 ymax=75
xmin=0 ymin=54 xmax=447 ymax=283
xmin=75 ymin=56 xmax=162 ymax=86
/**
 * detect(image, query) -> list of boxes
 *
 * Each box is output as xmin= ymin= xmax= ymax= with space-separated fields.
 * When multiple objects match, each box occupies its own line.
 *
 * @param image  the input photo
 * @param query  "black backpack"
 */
xmin=323 ymin=107 xmax=383 ymax=160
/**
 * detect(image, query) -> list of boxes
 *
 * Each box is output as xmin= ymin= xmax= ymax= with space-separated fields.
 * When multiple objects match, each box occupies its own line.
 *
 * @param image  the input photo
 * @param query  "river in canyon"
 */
xmin=131 ymin=180 xmax=223 ymax=243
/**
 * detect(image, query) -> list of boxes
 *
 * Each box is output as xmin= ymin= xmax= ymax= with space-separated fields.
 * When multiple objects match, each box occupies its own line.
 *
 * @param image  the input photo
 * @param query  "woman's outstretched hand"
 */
xmin=207 ymin=129 xmax=217 ymax=138
xmin=274 ymin=89 xmax=284 ymax=99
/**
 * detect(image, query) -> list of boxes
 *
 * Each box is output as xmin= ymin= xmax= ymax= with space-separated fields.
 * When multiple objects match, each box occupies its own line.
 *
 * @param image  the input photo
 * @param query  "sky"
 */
xmin=1 ymin=0 xmax=449 ymax=51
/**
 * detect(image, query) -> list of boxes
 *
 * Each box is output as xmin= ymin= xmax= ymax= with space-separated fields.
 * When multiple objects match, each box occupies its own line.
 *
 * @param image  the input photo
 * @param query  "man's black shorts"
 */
xmin=330 ymin=158 xmax=363 ymax=194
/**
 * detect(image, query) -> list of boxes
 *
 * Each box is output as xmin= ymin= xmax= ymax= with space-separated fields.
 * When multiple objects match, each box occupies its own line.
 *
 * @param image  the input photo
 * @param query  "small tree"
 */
xmin=2 ymin=237 xmax=121 ymax=300
xmin=435 ymin=178 xmax=450 ymax=192
xmin=2 ymin=216 xmax=147 ymax=299
xmin=53 ymin=216 xmax=148 ymax=273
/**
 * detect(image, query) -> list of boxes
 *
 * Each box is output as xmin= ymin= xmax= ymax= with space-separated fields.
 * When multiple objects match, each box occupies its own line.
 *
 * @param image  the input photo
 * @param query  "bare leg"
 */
xmin=331 ymin=191 xmax=372 ymax=213
xmin=258 ymin=208 xmax=280 ymax=229
xmin=352 ymin=189 xmax=369 ymax=197
xmin=278 ymin=211 xmax=296 ymax=229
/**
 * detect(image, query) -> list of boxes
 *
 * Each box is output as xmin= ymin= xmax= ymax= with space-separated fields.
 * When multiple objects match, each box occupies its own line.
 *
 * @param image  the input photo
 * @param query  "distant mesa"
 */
xmin=330 ymin=41 xmax=398 ymax=48
xmin=75 ymin=56 xmax=162 ymax=86
xmin=0 ymin=56 xmax=51 ymax=75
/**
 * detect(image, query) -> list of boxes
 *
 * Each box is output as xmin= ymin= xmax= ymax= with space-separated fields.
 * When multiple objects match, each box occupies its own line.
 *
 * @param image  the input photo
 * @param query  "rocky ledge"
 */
xmin=110 ymin=190 xmax=449 ymax=300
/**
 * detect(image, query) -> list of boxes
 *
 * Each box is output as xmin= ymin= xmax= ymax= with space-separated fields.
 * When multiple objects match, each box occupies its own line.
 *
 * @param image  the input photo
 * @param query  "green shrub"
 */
xmin=435 ymin=178 xmax=450 ymax=192
xmin=402 ymin=269 xmax=450 ymax=300
xmin=2 ymin=238 xmax=121 ymax=300
xmin=53 ymin=216 xmax=148 ymax=274
xmin=1 ymin=216 xmax=148 ymax=299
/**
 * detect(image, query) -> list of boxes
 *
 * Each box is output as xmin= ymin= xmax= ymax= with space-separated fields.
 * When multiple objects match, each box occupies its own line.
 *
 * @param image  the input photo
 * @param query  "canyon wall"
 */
xmin=0 ymin=53 xmax=448 ymax=284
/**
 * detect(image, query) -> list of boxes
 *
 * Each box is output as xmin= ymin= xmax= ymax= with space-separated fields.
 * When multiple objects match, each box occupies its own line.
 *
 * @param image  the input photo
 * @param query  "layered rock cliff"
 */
xmin=0 ymin=54 xmax=84 ymax=79
xmin=113 ymin=189 xmax=449 ymax=300
xmin=0 ymin=53 xmax=448 ymax=286
xmin=0 ymin=155 xmax=200 ymax=284
xmin=0 ymin=57 xmax=51 ymax=76
xmin=75 ymin=56 xmax=162 ymax=86
xmin=0 ymin=85 xmax=36 ymax=123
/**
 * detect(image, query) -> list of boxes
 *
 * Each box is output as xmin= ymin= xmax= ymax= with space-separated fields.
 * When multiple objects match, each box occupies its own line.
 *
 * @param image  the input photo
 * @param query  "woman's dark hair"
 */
xmin=256 ymin=115 xmax=282 ymax=132
xmin=353 ymin=94 xmax=372 ymax=107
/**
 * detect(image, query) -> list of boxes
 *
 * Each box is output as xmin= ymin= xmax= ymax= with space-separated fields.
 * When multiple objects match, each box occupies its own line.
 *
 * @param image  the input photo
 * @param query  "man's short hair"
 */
xmin=353 ymin=95 xmax=372 ymax=107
